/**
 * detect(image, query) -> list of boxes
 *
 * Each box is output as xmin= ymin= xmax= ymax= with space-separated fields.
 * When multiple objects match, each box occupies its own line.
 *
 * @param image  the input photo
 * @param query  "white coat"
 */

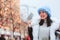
xmin=31 ymin=16 xmax=59 ymax=40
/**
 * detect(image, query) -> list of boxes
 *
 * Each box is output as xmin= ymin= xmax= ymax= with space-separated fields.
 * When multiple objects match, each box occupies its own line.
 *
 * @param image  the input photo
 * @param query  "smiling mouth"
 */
xmin=41 ymin=15 xmax=45 ymax=17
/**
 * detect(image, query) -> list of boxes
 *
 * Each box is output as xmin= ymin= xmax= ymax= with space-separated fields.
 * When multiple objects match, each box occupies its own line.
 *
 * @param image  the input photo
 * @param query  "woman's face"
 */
xmin=40 ymin=11 xmax=48 ymax=19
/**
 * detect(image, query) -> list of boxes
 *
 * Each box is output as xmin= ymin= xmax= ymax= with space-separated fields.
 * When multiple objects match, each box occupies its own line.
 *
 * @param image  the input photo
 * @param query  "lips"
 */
xmin=41 ymin=15 xmax=45 ymax=17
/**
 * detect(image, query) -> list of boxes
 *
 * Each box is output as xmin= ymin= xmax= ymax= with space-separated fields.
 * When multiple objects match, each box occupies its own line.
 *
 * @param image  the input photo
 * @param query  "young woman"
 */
xmin=31 ymin=7 xmax=59 ymax=40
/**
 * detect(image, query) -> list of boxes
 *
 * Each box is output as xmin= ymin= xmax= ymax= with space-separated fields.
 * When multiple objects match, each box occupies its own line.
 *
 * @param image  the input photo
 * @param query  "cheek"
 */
xmin=44 ymin=14 xmax=47 ymax=18
xmin=40 ymin=14 xmax=45 ymax=19
xmin=40 ymin=14 xmax=43 ymax=18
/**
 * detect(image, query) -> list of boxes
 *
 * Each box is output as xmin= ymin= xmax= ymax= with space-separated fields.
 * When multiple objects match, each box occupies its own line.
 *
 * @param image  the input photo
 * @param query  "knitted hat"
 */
xmin=38 ymin=7 xmax=51 ymax=17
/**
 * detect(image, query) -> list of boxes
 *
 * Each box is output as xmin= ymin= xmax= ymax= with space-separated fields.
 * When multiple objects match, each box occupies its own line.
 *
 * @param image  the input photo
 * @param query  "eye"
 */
xmin=40 ymin=12 xmax=41 ymax=13
xmin=42 ymin=11 xmax=45 ymax=13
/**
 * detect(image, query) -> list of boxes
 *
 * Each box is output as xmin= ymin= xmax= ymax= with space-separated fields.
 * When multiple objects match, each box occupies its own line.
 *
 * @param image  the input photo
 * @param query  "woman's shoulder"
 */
xmin=50 ymin=17 xmax=60 ymax=30
xmin=51 ymin=17 xmax=60 ymax=23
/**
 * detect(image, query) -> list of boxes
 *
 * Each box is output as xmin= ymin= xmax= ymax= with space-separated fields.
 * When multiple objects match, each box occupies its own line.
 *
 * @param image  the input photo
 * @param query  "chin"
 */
xmin=41 ymin=18 xmax=45 ymax=19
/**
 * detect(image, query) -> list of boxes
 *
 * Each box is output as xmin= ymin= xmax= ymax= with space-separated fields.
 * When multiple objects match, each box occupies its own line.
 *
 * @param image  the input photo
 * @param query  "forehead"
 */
xmin=40 ymin=10 xmax=47 ymax=13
